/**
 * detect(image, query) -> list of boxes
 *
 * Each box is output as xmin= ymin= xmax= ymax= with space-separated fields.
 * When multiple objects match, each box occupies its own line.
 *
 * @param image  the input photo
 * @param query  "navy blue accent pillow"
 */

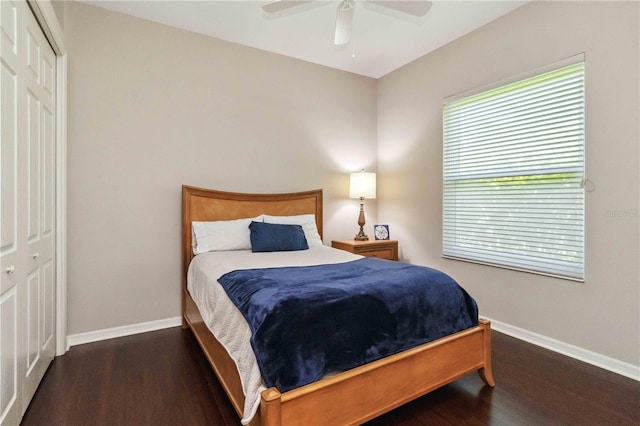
xmin=249 ymin=221 xmax=309 ymax=252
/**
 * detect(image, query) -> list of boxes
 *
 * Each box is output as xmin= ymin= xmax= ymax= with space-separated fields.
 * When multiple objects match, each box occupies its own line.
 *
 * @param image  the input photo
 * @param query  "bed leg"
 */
xmin=478 ymin=366 xmax=495 ymax=387
xmin=260 ymin=387 xmax=282 ymax=426
xmin=181 ymin=288 xmax=189 ymax=329
xmin=478 ymin=319 xmax=496 ymax=387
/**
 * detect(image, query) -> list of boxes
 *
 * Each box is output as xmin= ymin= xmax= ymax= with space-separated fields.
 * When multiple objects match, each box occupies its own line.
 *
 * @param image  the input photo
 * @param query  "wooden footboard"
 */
xmin=185 ymin=287 xmax=494 ymax=426
xmin=259 ymin=320 xmax=494 ymax=426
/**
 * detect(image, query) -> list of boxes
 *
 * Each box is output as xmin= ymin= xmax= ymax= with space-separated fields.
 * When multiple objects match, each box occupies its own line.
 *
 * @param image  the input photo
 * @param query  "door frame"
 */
xmin=27 ymin=0 xmax=67 ymax=355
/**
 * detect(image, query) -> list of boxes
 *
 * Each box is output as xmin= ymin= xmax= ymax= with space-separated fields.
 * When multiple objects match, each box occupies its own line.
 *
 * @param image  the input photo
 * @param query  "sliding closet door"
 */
xmin=1 ymin=1 xmax=56 ymax=423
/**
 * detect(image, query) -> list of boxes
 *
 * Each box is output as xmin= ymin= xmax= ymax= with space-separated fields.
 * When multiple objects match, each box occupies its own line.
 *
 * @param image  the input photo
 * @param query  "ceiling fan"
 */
xmin=262 ymin=0 xmax=433 ymax=45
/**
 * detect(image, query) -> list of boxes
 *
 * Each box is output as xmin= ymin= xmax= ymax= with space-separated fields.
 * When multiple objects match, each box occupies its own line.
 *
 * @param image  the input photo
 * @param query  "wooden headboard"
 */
xmin=181 ymin=185 xmax=323 ymax=315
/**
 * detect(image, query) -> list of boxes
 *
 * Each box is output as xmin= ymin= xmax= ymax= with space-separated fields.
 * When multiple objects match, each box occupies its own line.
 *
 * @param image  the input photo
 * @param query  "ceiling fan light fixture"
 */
xmin=334 ymin=0 xmax=354 ymax=45
xmin=262 ymin=0 xmax=433 ymax=47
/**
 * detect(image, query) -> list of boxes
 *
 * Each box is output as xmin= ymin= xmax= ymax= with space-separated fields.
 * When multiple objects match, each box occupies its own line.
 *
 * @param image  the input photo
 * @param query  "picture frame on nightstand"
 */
xmin=374 ymin=224 xmax=390 ymax=240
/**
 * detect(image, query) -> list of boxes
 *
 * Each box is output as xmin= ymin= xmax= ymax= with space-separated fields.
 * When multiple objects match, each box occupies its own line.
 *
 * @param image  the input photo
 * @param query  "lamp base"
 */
xmin=354 ymin=198 xmax=369 ymax=241
xmin=354 ymin=231 xmax=369 ymax=241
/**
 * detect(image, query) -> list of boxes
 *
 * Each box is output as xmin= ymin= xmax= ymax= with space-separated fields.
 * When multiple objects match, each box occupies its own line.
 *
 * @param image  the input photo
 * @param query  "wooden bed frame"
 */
xmin=181 ymin=185 xmax=495 ymax=426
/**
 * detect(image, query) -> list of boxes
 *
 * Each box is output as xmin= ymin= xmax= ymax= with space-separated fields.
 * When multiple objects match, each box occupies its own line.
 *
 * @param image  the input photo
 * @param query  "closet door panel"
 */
xmin=41 ymin=261 xmax=54 ymax=349
xmin=25 ymin=271 xmax=39 ymax=373
xmin=42 ymin=106 xmax=54 ymax=238
xmin=0 ymin=288 xmax=18 ymax=425
xmin=26 ymin=91 xmax=39 ymax=245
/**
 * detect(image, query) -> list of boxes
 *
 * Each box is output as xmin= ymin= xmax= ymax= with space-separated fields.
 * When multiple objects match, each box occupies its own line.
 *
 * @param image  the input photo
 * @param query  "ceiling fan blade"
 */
xmin=334 ymin=1 xmax=354 ymax=45
xmin=367 ymin=0 xmax=432 ymax=17
xmin=262 ymin=1 xmax=314 ymax=14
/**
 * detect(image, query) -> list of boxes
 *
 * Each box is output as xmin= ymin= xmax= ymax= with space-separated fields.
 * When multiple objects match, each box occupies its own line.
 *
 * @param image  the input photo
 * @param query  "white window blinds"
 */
xmin=442 ymin=59 xmax=585 ymax=280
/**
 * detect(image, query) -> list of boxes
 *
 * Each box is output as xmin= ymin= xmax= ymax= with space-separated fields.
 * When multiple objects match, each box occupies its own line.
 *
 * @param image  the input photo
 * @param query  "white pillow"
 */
xmin=192 ymin=216 xmax=263 ymax=254
xmin=262 ymin=214 xmax=323 ymax=246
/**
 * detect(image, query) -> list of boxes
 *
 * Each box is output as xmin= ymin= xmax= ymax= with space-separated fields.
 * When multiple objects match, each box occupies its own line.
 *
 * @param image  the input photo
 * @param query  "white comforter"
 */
xmin=187 ymin=245 xmax=361 ymax=424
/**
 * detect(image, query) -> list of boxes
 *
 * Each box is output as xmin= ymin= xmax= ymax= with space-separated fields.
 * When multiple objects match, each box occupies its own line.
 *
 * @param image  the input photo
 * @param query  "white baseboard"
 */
xmin=485 ymin=316 xmax=640 ymax=382
xmin=67 ymin=316 xmax=182 ymax=348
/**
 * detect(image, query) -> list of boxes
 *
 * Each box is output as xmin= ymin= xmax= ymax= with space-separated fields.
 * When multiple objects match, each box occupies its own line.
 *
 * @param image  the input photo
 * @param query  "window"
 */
xmin=442 ymin=56 xmax=585 ymax=281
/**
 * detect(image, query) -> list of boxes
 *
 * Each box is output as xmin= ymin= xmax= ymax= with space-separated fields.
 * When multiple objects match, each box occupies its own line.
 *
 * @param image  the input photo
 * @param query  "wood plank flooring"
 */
xmin=21 ymin=327 xmax=639 ymax=426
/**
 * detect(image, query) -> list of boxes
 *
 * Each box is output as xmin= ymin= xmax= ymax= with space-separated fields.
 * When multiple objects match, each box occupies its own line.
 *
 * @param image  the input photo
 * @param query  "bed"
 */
xmin=181 ymin=185 xmax=495 ymax=426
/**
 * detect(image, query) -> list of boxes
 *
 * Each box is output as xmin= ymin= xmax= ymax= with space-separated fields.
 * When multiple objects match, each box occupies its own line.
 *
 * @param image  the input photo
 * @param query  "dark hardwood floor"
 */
xmin=21 ymin=327 xmax=639 ymax=426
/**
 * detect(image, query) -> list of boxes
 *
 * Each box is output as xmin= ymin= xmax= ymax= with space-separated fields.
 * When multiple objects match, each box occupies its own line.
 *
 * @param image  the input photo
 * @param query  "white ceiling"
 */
xmin=82 ymin=0 xmax=529 ymax=79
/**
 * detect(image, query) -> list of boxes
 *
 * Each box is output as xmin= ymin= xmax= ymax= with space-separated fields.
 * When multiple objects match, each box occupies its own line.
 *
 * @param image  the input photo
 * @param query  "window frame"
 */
xmin=441 ymin=54 xmax=586 ymax=282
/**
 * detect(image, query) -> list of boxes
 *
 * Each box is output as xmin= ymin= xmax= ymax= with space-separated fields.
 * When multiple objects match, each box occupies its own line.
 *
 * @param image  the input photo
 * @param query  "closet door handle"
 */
xmin=32 ymin=252 xmax=40 ymax=259
xmin=6 ymin=265 xmax=15 ymax=274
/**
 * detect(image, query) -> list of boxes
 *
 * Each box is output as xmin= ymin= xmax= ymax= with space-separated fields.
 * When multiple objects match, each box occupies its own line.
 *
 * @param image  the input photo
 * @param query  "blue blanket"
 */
xmin=218 ymin=257 xmax=478 ymax=392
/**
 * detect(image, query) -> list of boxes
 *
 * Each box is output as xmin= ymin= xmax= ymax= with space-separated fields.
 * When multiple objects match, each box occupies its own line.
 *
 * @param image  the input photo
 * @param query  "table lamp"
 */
xmin=349 ymin=170 xmax=376 ymax=241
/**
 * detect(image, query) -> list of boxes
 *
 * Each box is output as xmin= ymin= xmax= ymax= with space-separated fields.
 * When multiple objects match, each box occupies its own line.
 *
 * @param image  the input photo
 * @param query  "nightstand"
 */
xmin=331 ymin=240 xmax=399 ymax=261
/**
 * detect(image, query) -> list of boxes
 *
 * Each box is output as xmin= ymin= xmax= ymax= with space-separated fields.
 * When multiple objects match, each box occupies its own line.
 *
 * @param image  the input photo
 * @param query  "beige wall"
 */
xmin=64 ymin=0 xmax=639 ymax=369
xmin=65 ymin=2 xmax=378 ymax=334
xmin=378 ymin=1 xmax=639 ymax=366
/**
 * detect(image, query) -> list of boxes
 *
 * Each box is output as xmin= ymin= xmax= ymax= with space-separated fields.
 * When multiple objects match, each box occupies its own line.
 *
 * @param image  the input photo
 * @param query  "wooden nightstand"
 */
xmin=331 ymin=240 xmax=399 ymax=261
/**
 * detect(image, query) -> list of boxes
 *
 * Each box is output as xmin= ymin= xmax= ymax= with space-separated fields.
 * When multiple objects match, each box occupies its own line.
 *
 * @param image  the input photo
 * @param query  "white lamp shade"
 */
xmin=349 ymin=172 xmax=376 ymax=199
